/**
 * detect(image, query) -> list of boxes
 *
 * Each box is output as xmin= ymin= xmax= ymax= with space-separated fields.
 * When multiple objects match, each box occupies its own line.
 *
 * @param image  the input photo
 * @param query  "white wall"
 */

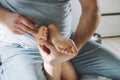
xmin=71 ymin=0 xmax=120 ymax=37
xmin=96 ymin=0 xmax=120 ymax=37
xmin=71 ymin=0 xmax=81 ymax=31
xmin=100 ymin=0 xmax=120 ymax=13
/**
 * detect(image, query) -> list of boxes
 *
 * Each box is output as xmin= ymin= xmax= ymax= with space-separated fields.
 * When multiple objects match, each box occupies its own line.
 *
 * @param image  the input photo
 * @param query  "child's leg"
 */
xmin=33 ymin=25 xmax=78 ymax=80
xmin=35 ymin=26 xmax=48 ymax=45
xmin=61 ymin=61 xmax=79 ymax=80
xmin=48 ymin=24 xmax=78 ymax=55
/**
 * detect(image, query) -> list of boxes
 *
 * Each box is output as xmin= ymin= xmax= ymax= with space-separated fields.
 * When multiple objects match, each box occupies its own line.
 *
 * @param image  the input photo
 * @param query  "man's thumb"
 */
xmin=46 ymin=42 xmax=55 ymax=50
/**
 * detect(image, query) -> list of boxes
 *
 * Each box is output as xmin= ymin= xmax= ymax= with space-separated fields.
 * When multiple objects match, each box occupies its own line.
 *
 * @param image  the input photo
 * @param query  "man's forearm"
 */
xmin=72 ymin=1 xmax=100 ymax=50
xmin=44 ymin=62 xmax=61 ymax=80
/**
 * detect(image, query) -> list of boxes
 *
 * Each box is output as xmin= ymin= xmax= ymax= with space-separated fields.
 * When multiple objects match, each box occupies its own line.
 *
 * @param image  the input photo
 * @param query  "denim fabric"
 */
xmin=0 ymin=0 xmax=72 ymax=48
xmin=71 ymin=40 xmax=120 ymax=80
xmin=0 ymin=42 xmax=47 ymax=80
xmin=0 ymin=40 xmax=120 ymax=80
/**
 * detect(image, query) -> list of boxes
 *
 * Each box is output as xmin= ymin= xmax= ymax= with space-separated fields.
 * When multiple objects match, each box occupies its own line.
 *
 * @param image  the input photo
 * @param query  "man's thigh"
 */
xmin=71 ymin=40 xmax=120 ymax=80
xmin=0 ymin=43 xmax=46 ymax=80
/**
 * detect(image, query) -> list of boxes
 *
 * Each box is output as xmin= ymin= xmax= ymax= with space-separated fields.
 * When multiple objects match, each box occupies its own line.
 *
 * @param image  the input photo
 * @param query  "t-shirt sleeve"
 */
xmin=0 ymin=1 xmax=2 ymax=7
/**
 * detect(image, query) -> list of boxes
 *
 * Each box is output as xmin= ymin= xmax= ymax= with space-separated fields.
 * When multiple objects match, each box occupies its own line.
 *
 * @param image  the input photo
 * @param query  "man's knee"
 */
xmin=1 ymin=52 xmax=46 ymax=80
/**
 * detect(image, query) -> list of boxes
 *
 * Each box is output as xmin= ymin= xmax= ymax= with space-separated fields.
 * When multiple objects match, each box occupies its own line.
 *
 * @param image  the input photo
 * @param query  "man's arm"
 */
xmin=38 ymin=45 xmax=62 ymax=80
xmin=72 ymin=0 xmax=100 ymax=50
xmin=0 ymin=7 xmax=37 ymax=35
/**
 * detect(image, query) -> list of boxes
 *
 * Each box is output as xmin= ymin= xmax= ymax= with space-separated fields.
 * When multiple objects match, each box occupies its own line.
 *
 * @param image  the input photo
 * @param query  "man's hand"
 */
xmin=0 ymin=8 xmax=38 ymax=35
xmin=38 ymin=42 xmax=76 ymax=66
xmin=38 ymin=42 xmax=78 ymax=80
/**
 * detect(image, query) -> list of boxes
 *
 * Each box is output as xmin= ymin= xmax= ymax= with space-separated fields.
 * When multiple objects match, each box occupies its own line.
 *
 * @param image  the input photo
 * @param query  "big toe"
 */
xmin=39 ymin=39 xmax=46 ymax=45
xmin=41 ymin=26 xmax=48 ymax=40
xmin=71 ymin=47 xmax=78 ymax=55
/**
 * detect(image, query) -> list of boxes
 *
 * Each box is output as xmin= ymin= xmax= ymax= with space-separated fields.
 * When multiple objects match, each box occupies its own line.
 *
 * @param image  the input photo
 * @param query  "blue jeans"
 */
xmin=0 ymin=40 xmax=120 ymax=80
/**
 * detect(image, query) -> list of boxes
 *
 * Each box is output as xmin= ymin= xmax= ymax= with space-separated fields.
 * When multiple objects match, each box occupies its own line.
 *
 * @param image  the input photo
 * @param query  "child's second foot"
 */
xmin=54 ymin=37 xmax=78 ymax=55
xmin=48 ymin=24 xmax=78 ymax=55
xmin=35 ymin=25 xmax=48 ymax=45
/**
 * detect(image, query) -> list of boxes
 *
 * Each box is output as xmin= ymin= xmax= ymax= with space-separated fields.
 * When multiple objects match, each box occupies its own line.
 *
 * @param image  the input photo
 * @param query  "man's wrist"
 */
xmin=71 ymin=37 xmax=82 ymax=52
xmin=0 ymin=7 xmax=11 ymax=23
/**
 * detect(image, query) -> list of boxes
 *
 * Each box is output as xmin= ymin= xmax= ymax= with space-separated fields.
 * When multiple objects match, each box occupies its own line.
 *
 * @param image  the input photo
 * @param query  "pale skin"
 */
xmin=0 ymin=0 xmax=100 ymax=80
xmin=35 ymin=24 xmax=79 ymax=80
xmin=37 ymin=0 xmax=100 ymax=80
xmin=35 ymin=24 xmax=78 ymax=56
xmin=38 ymin=42 xmax=79 ymax=80
xmin=35 ymin=25 xmax=79 ymax=80
xmin=0 ymin=7 xmax=79 ymax=80
xmin=0 ymin=8 xmax=38 ymax=35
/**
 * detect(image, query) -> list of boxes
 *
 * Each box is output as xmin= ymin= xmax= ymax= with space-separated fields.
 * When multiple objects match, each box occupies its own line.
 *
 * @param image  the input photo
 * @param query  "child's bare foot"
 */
xmin=35 ymin=25 xmax=48 ymax=45
xmin=53 ymin=37 xmax=78 ymax=55
xmin=48 ymin=24 xmax=78 ymax=55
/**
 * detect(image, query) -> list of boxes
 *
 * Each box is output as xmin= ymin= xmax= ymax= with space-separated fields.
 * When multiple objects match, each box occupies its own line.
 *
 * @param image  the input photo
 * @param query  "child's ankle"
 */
xmin=48 ymin=24 xmax=60 ymax=31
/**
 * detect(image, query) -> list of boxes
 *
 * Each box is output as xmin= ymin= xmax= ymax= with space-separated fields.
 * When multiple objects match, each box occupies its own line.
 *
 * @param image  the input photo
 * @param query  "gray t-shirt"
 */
xmin=0 ymin=0 xmax=73 ymax=48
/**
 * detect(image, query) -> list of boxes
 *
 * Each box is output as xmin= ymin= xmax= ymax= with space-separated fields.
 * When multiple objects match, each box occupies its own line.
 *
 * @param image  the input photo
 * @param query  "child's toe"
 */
xmin=71 ymin=47 xmax=78 ymax=55
xmin=64 ymin=49 xmax=69 ymax=54
xmin=43 ymin=34 xmax=47 ymax=40
xmin=61 ymin=48 xmax=66 ymax=53
xmin=40 ymin=40 xmax=46 ymax=45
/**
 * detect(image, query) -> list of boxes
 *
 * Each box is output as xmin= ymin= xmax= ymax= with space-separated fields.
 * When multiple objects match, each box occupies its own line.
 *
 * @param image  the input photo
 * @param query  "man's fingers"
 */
xmin=38 ymin=45 xmax=48 ymax=56
xmin=16 ymin=28 xmax=26 ymax=34
xmin=25 ymin=16 xmax=37 ymax=24
xmin=20 ymin=16 xmax=36 ymax=30
xmin=46 ymin=42 xmax=55 ymax=50
xmin=16 ymin=24 xmax=27 ymax=33
xmin=18 ymin=15 xmax=38 ymax=35
xmin=19 ymin=23 xmax=38 ymax=35
xmin=11 ymin=30 xmax=24 ymax=35
xmin=12 ymin=25 xmax=26 ymax=35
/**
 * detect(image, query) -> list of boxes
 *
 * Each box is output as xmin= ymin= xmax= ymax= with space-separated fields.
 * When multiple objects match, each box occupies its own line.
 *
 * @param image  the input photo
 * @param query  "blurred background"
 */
xmin=71 ymin=0 xmax=120 ymax=79
xmin=0 ymin=0 xmax=120 ymax=80
xmin=71 ymin=0 xmax=120 ymax=53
